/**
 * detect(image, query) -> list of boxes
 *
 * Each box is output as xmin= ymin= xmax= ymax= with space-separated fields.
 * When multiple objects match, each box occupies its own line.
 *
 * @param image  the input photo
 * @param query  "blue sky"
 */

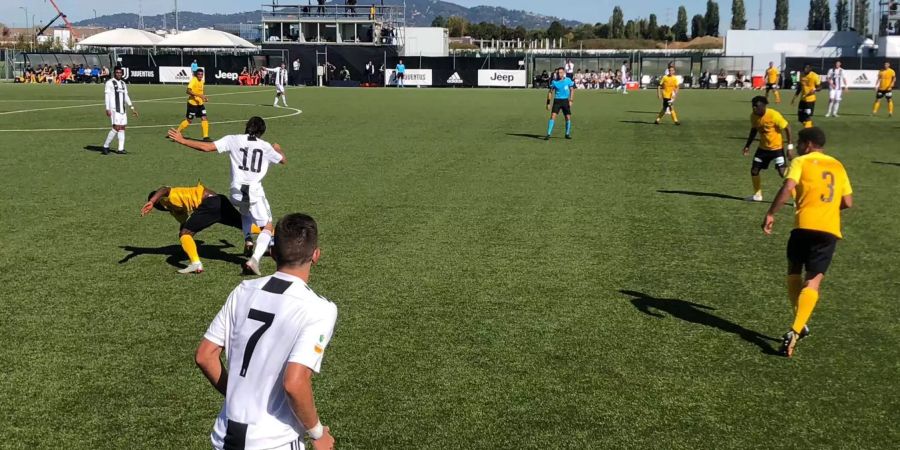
xmin=1 ymin=1 xmax=815 ymax=30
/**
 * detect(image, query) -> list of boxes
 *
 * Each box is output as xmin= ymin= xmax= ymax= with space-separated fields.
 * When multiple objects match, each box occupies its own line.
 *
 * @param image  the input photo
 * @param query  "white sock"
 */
xmin=273 ymin=96 xmax=278 ymax=106
xmin=251 ymin=230 xmax=272 ymax=262
xmin=281 ymin=94 xmax=288 ymax=106
xmin=103 ymin=129 xmax=116 ymax=148
xmin=117 ymin=130 xmax=125 ymax=150
xmin=833 ymin=101 xmax=841 ymax=115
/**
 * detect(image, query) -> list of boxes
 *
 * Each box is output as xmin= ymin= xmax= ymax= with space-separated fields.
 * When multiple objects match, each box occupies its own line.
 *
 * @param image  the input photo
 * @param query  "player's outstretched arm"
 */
xmin=168 ymin=129 xmax=217 ymax=152
xmin=284 ymin=363 xmax=335 ymax=449
xmin=195 ymin=338 xmax=228 ymax=396
xmin=142 ymin=186 xmax=171 ymax=216
xmin=273 ymin=143 xmax=287 ymax=164
xmin=742 ymin=129 xmax=758 ymax=156
xmin=762 ymin=179 xmax=797 ymax=235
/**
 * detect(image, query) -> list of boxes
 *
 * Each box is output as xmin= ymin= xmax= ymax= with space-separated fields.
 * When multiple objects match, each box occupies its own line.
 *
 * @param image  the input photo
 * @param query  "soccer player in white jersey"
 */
xmin=167 ymin=116 xmax=286 ymax=276
xmin=266 ymin=63 xmax=290 ymax=108
xmin=195 ymin=213 xmax=337 ymax=450
xmin=102 ymin=66 xmax=138 ymax=155
xmin=825 ymin=60 xmax=849 ymax=118
xmin=619 ymin=60 xmax=630 ymax=94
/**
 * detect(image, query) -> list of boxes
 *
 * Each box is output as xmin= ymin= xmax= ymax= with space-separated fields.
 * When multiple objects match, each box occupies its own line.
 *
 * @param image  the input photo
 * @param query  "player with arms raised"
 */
xmin=762 ymin=127 xmax=853 ymax=358
xmin=872 ymin=61 xmax=895 ymax=117
xmin=655 ymin=68 xmax=680 ymax=125
xmin=545 ymin=67 xmax=574 ymax=140
xmin=743 ymin=96 xmax=793 ymax=202
xmin=195 ymin=213 xmax=337 ymax=450
xmin=176 ymin=68 xmax=211 ymax=141
xmin=265 ymin=63 xmax=290 ymax=108
xmin=791 ymin=64 xmax=820 ymax=128
xmin=168 ymin=117 xmax=285 ymax=275
xmin=102 ymin=66 xmax=138 ymax=155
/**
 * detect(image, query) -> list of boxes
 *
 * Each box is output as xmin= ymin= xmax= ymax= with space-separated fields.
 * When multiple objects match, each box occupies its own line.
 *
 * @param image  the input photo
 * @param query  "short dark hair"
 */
xmin=195 ymin=68 xmax=204 ymax=74
xmin=752 ymin=95 xmax=769 ymax=106
xmin=114 ymin=65 xmax=123 ymax=73
xmin=798 ymin=127 xmax=826 ymax=148
xmin=272 ymin=213 xmax=319 ymax=267
xmin=245 ymin=116 xmax=266 ymax=138
xmin=148 ymin=191 xmax=167 ymax=211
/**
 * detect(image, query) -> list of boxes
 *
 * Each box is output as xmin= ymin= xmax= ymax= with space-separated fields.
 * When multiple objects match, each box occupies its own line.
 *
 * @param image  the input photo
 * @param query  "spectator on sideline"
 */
xmin=565 ymin=59 xmax=575 ymax=80
xmin=340 ymin=66 xmax=351 ymax=81
xmin=191 ymin=59 xmax=199 ymax=74
xmin=292 ymin=58 xmax=301 ymax=85
xmin=365 ymin=60 xmax=376 ymax=84
xmin=317 ymin=0 xmax=326 ymax=14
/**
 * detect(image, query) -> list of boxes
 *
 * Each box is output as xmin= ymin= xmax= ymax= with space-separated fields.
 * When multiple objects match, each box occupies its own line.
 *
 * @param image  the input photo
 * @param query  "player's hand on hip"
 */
xmin=141 ymin=202 xmax=154 ymax=217
xmin=202 ymin=95 xmax=209 ymax=102
xmin=762 ymin=214 xmax=775 ymax=235
xmin=312 ymin=427 xmax=334 ymax=450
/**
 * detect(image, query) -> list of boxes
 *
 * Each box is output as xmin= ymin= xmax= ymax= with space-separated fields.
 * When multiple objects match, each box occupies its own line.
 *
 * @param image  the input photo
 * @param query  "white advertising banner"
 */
xmin=160 ymin=66 xmax=203 ymax=83
xmin=385 ymin=69 xmax=433 ymax=86
xmin=478 ymin=69 xmax=528 ymax=87
xmin=843 ymin=70 xmax=879 ymax=89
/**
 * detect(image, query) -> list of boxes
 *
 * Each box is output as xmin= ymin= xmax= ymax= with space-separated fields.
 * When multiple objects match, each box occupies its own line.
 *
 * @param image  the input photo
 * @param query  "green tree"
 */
xmin=595 ymin=22 xmax=611 ymax=38
xmin=774 ymin=0 xmax=789 ymax=30
xmin=446 ymin=16 xmax=468 ymax=37
xmin=647 ymin=14 xmax=659 ymax=40
xmin=691 ymin=14 xmax=707 ymax=38
xmin=610 ymin=6 xmax=625 ymax=38
xmin=625 ymin=19 xmax=637 ymax=39
xmin=674 ymin=6 xmax=689 ymax=40
xmin=835 ymin=0 xmax=849 ymax=31
xmin=547 ymin=20 xmax=566 ymax=39
xmin=854 ymin=0 xmax=869 ymax=36
xmin=658 ymin=24 xmax=674 ymax=41
xmin=638 ymin=18 xmax=648 ymax=39
xmin=731 ymin=0 xmax=746 ymax=30
xmin=431 ymin=16 xmax=446 ymax=28
xmin=820 ymin=0 xmax=832 ymax=30
xmin=573 ymin=24 xmax=596 ymax=41
xmin=513 ymin=26 xmax=527 ymax=40
xmin=705 ymin=1 xmax=720 ymax=37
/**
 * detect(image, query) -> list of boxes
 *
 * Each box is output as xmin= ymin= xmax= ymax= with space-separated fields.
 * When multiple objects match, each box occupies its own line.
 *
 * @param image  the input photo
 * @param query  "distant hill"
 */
xmin=72 ymin=0 xmax=582 ymax=30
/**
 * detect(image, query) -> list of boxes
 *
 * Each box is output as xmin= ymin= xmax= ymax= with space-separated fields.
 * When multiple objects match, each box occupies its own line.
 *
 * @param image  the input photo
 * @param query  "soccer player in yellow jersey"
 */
xmin=743 ymin=96 xmax=793 ymax=202
xmin=873 ymin=61 xmax=895 ymax=117
xmin=176 ymin=68 xmax=211 ymax=141
xmin=765 ymin=62 xmax=781 ymax=104
xmin=791 ymin=64 xmax=820 ymax=128
xmin=762 ymin=127 xmax=853 ymax=358
xmin=141 ymin=182 xmax=260 ymax=274
xmin=655 ymin=68 xmax=681 ymax=125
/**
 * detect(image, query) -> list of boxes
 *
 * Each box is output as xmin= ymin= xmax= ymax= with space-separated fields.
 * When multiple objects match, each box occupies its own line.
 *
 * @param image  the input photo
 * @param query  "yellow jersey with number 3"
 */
xmin=786 ymin=152 xmax=852 ymax=239
xmin=878 ymin=68 xmax=896 ymax=91
xmin=766 ymin=67 xmax=779 ymax=84
xmin=800 ymin=72 xmax=820 ymax=102
xmin=660 ymin=75 xmax=679 ymax=100
xmin=751 ymin=108 xmax=789 ymax=151
xmin=188 ymin=76 xmax=205 ymax=106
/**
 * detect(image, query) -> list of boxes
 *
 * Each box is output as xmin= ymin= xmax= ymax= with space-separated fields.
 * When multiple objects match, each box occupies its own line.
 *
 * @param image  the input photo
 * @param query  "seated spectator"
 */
xmin=717 ymin=69 xmax=728 ymax=88
xmin=340 ymin=65 xmax=351 ymax=81
xmin=239 ymin=67 xmax=251 ymax=86
xmin=100 ymin=66 xmax=110 ymax=82
xmin=91 ymin=66 xmax=101 ymax=83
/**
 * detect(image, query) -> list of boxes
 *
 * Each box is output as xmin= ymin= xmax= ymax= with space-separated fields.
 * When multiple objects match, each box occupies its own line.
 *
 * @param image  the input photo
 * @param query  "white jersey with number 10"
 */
xmin=214 ymin=134 xmax=282 ymax=197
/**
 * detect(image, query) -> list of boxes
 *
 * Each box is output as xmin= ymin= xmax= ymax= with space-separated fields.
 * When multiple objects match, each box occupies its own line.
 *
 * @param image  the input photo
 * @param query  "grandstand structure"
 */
xmin=260 ymin=2 xmax=407 ymax=51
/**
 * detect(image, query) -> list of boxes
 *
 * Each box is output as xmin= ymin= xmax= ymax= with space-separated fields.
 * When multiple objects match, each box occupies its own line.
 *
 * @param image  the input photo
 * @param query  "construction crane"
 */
xmin=36 ymin=0 xmax=78 ymax=39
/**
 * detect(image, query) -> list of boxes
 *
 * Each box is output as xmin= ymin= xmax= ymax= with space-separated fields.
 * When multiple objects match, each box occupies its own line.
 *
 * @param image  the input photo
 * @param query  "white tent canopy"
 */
xmin=157 ymin=29 xmax=257 ymax=49
xmin=77 ymin=28 xmax=164 ymax=48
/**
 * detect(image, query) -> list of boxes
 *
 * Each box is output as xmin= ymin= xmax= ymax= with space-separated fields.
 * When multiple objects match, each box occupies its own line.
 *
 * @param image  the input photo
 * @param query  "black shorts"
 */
xmin=798 ymin=101 xmax=815 ymax=123
xmin=766 ymin=83 xmax=778 ymax=91
xmin=752 ymin=148 xmax=787 ymax=170
xmin=181 ymin=195 xmax=243 ymax=233
xmin=551 ymin=98 xmax=572 ymax=115
xmin=876 ymin=90 xmax=893 ymax=99
xmin=787 ymin=229 xmax=838 ymax=276
xmin=397 ymin=72 xmax=405 ymax=79
xmin=186 ymin=103 xmax=207 ymax=120
xmin=661 ymin=98 xmax=673 ymax=110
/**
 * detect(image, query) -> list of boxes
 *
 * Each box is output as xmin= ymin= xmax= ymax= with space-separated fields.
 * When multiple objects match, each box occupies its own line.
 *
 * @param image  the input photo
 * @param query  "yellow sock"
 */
xmin=889 ymin=100 xmax=894 ymax=115
xmin=791 ymin=288 xmax=819 ymax=334
xmin=774 ymin=91 xmax=781 ymax=103
xmin=752 ymin=175 xmax=762 ymax=195
xmin=786 ymin=275 xmax=802 ymax=314
xmin=803 ymin=120 xmax=813 ymax=128
xmin=180 ymin=235 xmax=201 ymax=264
xmin=177 ymin=120 xmax=190 ymax=132
xmin=656 ymin=110 xmax=665 ymax=121
xmin=201 ymin=120 xmax=209 ymax=138
xmin=873 ymin=101 xmax=881 ymax=114
xmin=671 ymin=108 xmax=679 ymax=123
xmin=250 ymin=224 xmax=261 ymax=234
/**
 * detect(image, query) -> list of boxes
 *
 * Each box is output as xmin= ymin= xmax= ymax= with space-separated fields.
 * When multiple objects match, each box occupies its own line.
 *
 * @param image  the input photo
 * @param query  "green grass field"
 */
xmin=0 ymin=83 xmax=898 ymax=449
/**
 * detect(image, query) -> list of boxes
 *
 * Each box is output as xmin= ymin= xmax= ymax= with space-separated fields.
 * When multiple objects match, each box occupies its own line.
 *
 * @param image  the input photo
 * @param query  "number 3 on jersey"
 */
xmin=238 ymin=148 xmax=264 ymax=173
xmin=240 ymin=308 xmax=275 ymax=377
xmin=821 ymin=171 xmax=835 ymax=203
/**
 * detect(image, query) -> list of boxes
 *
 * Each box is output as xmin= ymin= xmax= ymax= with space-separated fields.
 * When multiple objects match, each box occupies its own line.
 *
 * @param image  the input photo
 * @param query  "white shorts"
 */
xmin=230 ymin=186 xmax=273 ymax=227
xmin=829 ymin=89 xmax=843 ymax=101
xmin=275 ymin=84 xmax=285 ymax=94
xmin=214 ymin=435 xmax=304 ymax=450
xmin=111 ymin=112 xmax=127 ymax=126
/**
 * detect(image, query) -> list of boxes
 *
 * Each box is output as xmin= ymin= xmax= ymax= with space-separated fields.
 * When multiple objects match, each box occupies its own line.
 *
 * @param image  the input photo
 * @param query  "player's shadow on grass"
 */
xmin=626 ymin=110 xmax=660 ymax=114
xmin=873 ymin=161 xmax=900 ymax=167
xmin=118 ymin=239 xmax=244 ymax=268
xmin=657 ymin=190 xmax=746 ymax=202
xmin=506 ymin=133 xmax=548 ymax=140
xmin=83 ymin=145 xmax=108 ymax=154
xmin=619 ymin=120 xmax=657 ymax=125
xmin=621 ymin=290 xmax=779 ymax=355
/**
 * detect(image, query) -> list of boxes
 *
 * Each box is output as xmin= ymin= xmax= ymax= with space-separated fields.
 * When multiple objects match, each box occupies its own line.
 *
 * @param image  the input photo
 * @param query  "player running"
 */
xmin=545 ymin=67 xmax=575 ymax=140
xmin=765 ymin=62 xmax=781 ymax=104
xmin=762 ymin=127 xmax=853 ymax=358
xmin=872 ymin=61 xmax=896 ymax=117
xmin=176 ymin=68 xmax=211 ymax=141
xmin=825 ymin=61 xmax=848 ymax=118
xmin=791 ymin=64 xmax=821 ymax=128
xmin=102 ymin=66 xmax=138 ymax=155
xmin=195 ymin=213 xmax=337 ymax=450
xmin=743 ymin=96 xmax=793 ymax=202
xmin=655 ymin=67 xmax=680 ymax=125
xmin=168 ymin=117 xmax=286 ymax=276
xmin=265 ymin=63 xmax=290 ymax=108
xmin=142 ymin=182 xmax=261 ymax=274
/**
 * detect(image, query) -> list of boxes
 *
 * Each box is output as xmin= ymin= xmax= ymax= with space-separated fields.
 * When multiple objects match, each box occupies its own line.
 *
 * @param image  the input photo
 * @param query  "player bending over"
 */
xmin=873 ymin=61 xmax=895 ymax=117
xmin=655 ymin=68 xmax=680 ymax=125
xmin=765 ymin=62 xmax=781 ymax=104
xmin=743 ymin=96 xmax=793 ymax=202
xmin=791 ymin=64 xmax=821 ymax=128
xmin=762 ymin=127 xmax=853 ymax=358
xmin=195 ymin=213 xmax=337 ymax=450
xmin=545 ymin=67 xmax=574 ymax=140
xmin=266 ymin=63 xmax=290 ymax=108
xmin=824 ymin=61 xmax=848 ymax=118
xmin=168 ymin=117 xmax=285 ymax=276
xmin=176 ymin=68 xmax=211 ymax=141
xmin=102 ymin=66 xmax=138 ymax=155
xmin=142 ymin=182 xmax=262 ymax=274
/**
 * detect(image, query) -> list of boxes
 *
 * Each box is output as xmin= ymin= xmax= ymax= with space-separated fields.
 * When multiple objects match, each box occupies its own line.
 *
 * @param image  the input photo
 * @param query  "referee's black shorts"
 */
xmin=551 ymin=98 xmax=572 ymax=115
xmin=182 ymin=195 xmax=243 ymax=233
xmin=787 ymin=229 xmax=838 ymax=277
